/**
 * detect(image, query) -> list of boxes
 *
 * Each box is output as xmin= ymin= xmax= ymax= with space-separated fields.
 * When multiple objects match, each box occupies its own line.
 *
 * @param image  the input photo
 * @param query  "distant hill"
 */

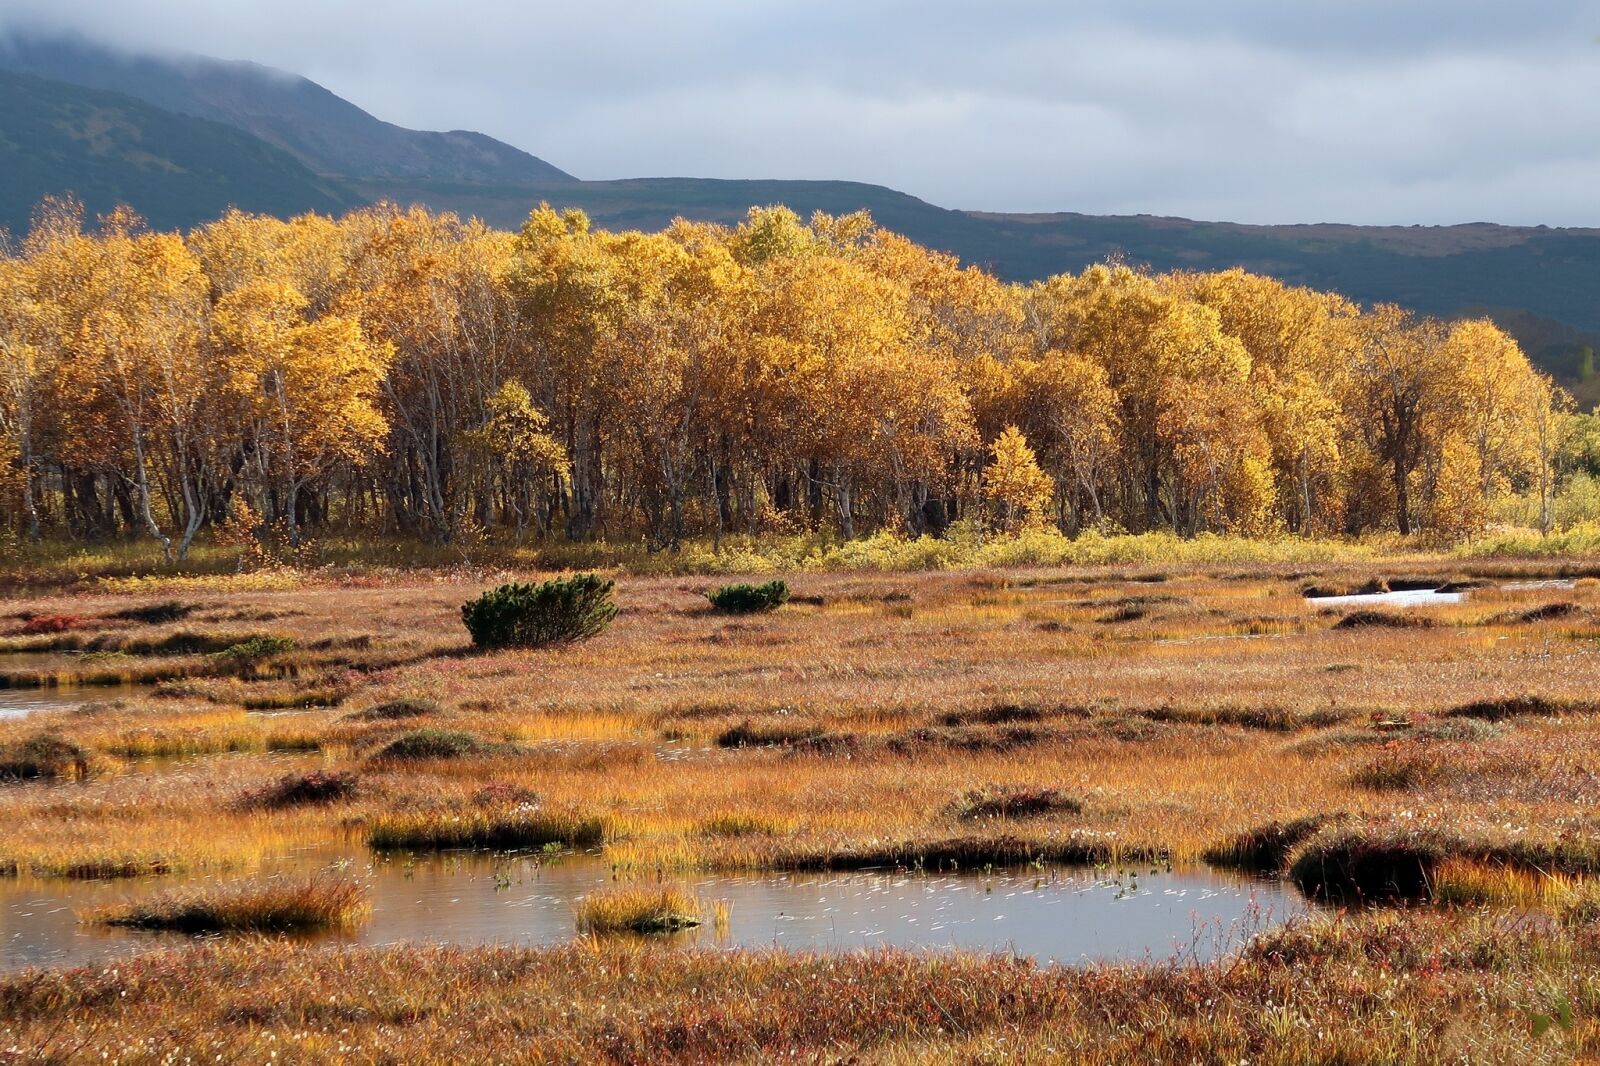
xmin=362 ymin=176 xmax=1600 ymax=363
xmin=0 ymin=69 xmax=355 ymax=235
xmin=0 ymin=34 xmax=575 ymax=185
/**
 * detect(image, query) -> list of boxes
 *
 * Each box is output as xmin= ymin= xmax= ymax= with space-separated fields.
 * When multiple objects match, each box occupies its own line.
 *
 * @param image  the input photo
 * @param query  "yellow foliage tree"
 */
xmin=983 ymin=426 xmax=1055 ymax=533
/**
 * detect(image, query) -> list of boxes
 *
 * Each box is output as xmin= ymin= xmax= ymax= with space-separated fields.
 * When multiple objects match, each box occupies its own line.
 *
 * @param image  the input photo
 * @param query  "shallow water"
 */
xmin=1307 ymin=588 xmax=1464 ymax=608
xmin=0 ymin=849 xmax=1310 ymax=973
xmin=0 ymin=684 xmax=144 ymax=721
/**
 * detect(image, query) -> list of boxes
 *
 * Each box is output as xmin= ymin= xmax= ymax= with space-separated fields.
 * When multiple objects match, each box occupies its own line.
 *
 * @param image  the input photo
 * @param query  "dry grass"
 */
xmin=2 ymin=557 xmax=1600 ymax=1054
xmin=0 ymin=910 xmax=1592 ymax=1062
xmin=574 ymin=884 xmax=703 ymax=933
xmin=87 ymin=876 xmax=369 ymax=933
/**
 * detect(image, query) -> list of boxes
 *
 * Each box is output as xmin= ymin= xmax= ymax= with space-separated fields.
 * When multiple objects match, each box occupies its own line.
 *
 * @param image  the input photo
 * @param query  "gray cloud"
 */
xmin=2 ymin=0 xmax=1597 ymax=224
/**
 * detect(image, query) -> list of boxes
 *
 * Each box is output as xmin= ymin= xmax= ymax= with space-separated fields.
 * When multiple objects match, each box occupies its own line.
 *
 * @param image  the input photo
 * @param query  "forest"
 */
xmin=0 ymin=197 xmax=1568 ymax=561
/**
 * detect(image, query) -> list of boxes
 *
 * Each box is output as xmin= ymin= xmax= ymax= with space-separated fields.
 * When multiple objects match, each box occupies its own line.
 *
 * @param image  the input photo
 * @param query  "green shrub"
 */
xmin=215 ymin=635 xmax=298 ymax=662
xmin=461 ymin=574 xmax=618 ymax=649
xmin=370 ymin=729 xmax=490 ymax=761
xmin=707 ymin=580 xmax=790 ymax=614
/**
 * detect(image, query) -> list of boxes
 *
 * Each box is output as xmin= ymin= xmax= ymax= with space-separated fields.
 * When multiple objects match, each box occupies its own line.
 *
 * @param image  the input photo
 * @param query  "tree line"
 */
xmin=0 ymin=197 xmax=1560 ymax=559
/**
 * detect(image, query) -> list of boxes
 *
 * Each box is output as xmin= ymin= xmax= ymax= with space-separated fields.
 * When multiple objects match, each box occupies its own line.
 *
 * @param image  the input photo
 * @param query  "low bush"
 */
xmin=369 ymin=729 xmax=491 ymax=761
xmin=90 ymin=877 xmax=368 ymax=933
xmin=215 ymin=635 xmax=298 ymax=662
xmin=18 ymin=614 xmax=85 ymax=635
xmin=0 ymin=734 xmax=97 ymax=781
xmin=461 ymin=574 xmax=618 ymax=649
xmin=240 ymin=770 xmax=360 ymax=810
xmin=707 ymin=580 xmax=790 ymax=614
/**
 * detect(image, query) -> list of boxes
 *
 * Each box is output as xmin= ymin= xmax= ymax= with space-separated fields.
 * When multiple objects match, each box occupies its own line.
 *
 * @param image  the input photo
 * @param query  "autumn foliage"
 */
xmin=0 ymin=196 xmax=1558 ymax=556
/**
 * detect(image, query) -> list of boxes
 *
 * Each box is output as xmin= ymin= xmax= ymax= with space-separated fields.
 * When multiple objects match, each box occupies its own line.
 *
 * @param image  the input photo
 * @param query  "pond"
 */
xmin=0 ymin=683 xmax=145 ymax=721
xmin=1307 ymin=588 xmax=1464 ymax=609
xmin=0 ymin=849 xmax=1311 ymax=973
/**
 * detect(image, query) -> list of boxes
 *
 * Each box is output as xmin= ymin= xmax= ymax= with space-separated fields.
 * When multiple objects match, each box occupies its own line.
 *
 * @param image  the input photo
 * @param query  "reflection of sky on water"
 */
xmin=1 ymin=849 xmax=1309 ymax=973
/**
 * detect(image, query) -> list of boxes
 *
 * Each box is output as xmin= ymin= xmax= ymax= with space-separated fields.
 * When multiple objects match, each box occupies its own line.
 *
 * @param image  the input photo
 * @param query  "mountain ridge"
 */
xmin=2 ymin=34 xmax=1597 ymax=397
xmin=0 ymin=33 xmax=576 ymax=185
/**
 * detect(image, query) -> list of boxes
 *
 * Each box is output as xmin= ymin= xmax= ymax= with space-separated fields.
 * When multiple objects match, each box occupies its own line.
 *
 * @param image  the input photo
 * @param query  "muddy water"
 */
xmin=0 ymin=848 xmax=1309 ymax=973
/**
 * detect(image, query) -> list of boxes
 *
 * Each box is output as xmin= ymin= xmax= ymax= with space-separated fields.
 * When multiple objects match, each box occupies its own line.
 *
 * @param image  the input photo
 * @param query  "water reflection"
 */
xmin=0 ymin=685 xmax=141 ymax=721
xmin=1307 ymin=588 xmax=1463 ymax=609
xmin=0 ymin=848 xmax=1309 ymax=973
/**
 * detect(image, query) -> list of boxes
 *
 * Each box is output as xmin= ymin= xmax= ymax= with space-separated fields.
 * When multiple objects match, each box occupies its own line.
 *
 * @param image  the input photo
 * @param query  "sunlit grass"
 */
xmin=574 ymin=883 xmax=703 ymax=934
xmin=87 ymin=876 xmax=369 ymax=932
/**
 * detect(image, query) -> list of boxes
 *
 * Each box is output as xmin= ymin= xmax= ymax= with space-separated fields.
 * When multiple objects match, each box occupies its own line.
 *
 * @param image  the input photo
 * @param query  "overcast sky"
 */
xmin=3 ymin=0 xmax=1598 ymax=225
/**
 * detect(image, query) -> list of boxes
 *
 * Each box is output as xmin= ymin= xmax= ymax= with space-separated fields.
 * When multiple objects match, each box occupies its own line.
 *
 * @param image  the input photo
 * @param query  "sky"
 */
xmin=2 ymin=0 xmax=1598 ymax=225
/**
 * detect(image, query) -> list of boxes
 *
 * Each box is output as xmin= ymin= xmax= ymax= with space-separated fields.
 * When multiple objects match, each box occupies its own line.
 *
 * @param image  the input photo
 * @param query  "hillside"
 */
xmin=0 ymin=69 xmax=355 ymax=235
xmin=0 ymin=34 xmax=575 ymax=185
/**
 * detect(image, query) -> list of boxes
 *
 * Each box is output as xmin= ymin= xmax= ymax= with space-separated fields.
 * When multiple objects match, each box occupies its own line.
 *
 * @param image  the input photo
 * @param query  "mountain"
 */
xmin=0 ymin=68 xmax=356 ymax=235
xmin=5 ymin=34 xmax=1600 ymax=392
xmin=0 ymin=34 xmax=575 ymax=185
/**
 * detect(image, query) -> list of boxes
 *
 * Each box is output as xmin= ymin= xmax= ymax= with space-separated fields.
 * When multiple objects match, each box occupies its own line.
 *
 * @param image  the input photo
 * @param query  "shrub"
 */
xmin=461 ymin=574 xmax=618 ymax=649
xmin=19 ymin=614 xmax=85 ymax=635
xmin=215 ymin=635 xmax=298 ymax=662
xmin=0 ymin=734 xmax=96 ymax=781
xmin=241 ymin=770 xmax=360 ymax=810
xmin=370 ymin=729 xmax=490 ymax=761
xmin=707 ymin=580 xmax=790 ymax=614
xmin=90 ymin=877 xmax=368 ymax=933
xmin=575 ymin=885 xmax=702 ymax=934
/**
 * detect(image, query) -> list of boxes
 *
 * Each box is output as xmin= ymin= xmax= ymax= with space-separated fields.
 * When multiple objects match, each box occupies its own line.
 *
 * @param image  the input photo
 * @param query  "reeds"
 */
xmin=575 ymin=884 xmax=703 ymax=933
xmin=88 ymin=876 xmax=369 ymax=933
xmin=367 ymin=804 xmax=605 ymax=851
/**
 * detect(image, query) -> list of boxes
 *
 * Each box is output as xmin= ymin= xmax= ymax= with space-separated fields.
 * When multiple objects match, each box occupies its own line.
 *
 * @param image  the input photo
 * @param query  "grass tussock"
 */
xmin=89 ymin=877 xmax=368 ymax=933
xmin=1288 ymin=827 xmax=1452 ymax=901
xmin=575 ymin=884 xmax=702 ymax=934
xmin=367 ymin=804 xmax=605 ymax=851
xmin=1332 ymin=610 xmax=1438 ymax=631
xmin=1442 ymin=695 xmax=1600 ymax=721
xmin=715 ymin=716 xmax=826 ymax=748
xmin=1203 ymin=814 xmax=1342 ymax=872
xmin=368 ymin=729 xmax=494 ymax=762
xmin=238 ymin=770 xmax=360 ymax=810
xmin=346 ymin=697 xmax=442 ymax=722
xmin=948 ymin=785 xmax=1082 ymax=821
